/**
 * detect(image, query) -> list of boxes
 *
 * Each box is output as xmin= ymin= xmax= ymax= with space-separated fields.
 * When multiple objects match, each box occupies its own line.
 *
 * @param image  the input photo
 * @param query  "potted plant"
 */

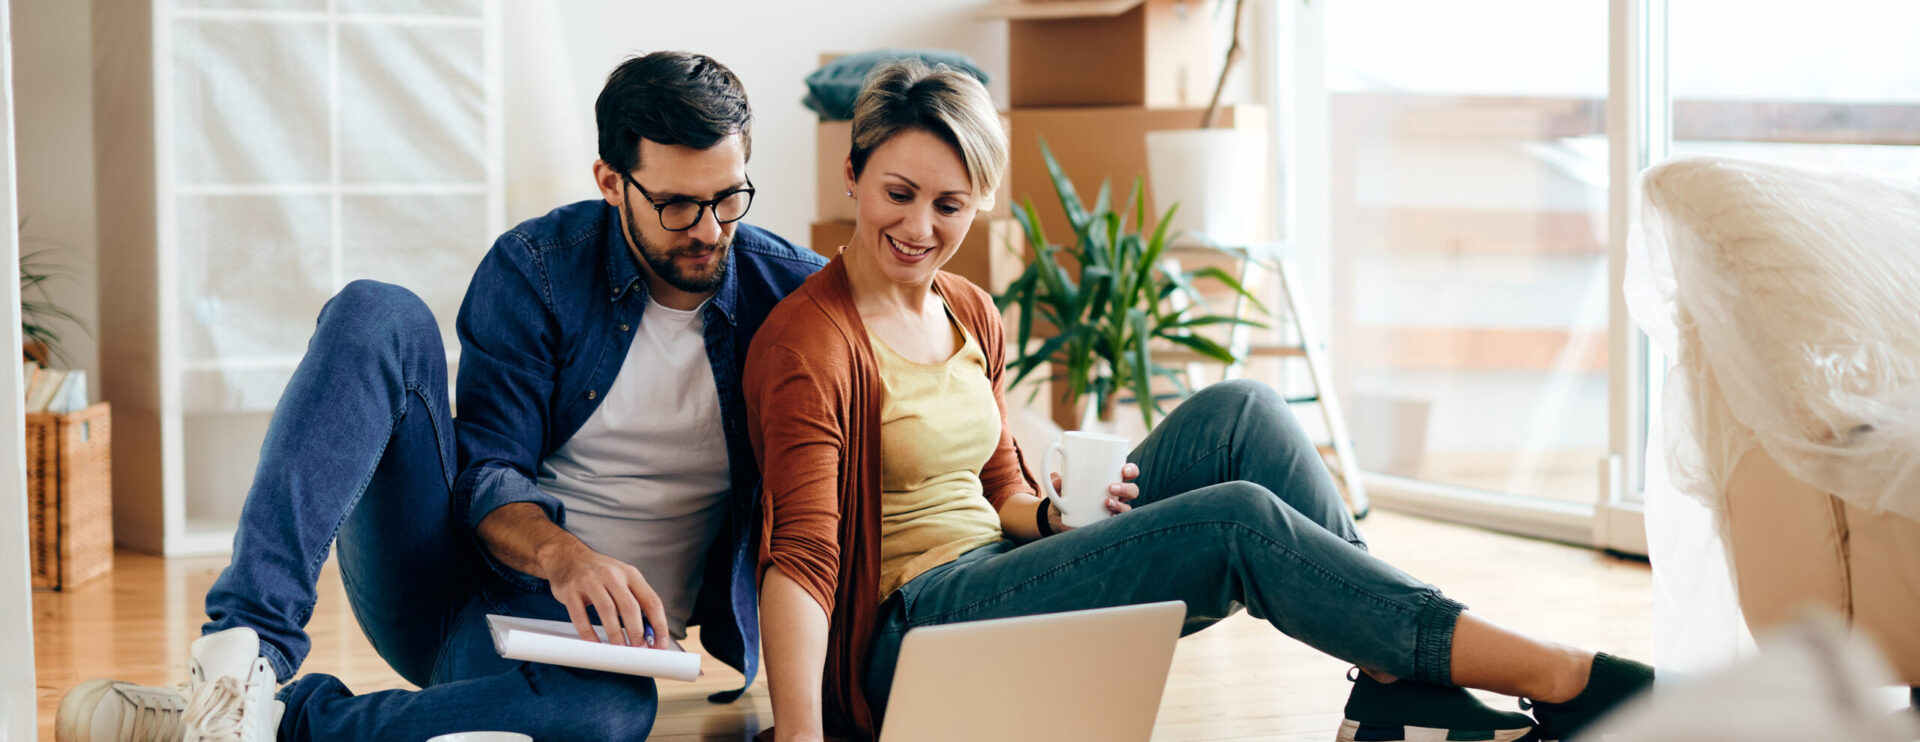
xmin=19 ymin=227 xmax=89 ymax=367
xmin=997 ymin=140 xmax=1265 ymax=432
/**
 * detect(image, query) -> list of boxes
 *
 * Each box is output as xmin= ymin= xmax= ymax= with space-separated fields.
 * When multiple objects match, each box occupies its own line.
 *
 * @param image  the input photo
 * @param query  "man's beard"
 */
xmin=624 ymin=203 xmax=730 ymax=293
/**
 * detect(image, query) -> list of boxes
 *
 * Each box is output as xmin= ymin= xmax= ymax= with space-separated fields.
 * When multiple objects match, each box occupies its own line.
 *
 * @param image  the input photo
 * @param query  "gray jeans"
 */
xmin=862 ymin=380 xmax=1465 ymax=710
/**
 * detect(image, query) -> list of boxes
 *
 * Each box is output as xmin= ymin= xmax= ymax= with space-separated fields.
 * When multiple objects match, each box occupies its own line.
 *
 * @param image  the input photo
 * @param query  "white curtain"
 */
xmin=501 ymin=0 xmax=596 ymax=225
xmin=171 ymin=1 xmax=495 ymax=412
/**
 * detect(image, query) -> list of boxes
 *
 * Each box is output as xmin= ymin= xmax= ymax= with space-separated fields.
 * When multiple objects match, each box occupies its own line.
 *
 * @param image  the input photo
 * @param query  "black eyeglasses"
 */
xmin=621 ymin=173 xmax=755 ymax=232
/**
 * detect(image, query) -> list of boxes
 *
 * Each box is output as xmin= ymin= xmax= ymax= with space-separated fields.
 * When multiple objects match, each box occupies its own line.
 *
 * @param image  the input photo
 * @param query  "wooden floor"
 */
xmin=32 ymin=510 xmax=1652 ymax=741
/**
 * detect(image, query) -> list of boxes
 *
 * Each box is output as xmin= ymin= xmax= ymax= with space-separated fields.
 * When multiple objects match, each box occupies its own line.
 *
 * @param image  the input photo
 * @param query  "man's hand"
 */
xmin=542 ymin=541 xmax=668 ymax=648
xmin=476 ymin=501 xmax=666 ymax=647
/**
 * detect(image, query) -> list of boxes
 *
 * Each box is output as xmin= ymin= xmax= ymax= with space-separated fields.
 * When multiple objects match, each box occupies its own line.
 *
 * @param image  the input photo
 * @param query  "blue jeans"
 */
xmin=861 ymin=380 xmax=1466 ymax=711
xmin=202 ymin=282 xmax=658 ymax=742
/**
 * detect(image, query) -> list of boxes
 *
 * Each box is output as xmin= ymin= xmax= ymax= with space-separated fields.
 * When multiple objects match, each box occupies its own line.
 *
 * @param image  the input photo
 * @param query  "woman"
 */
xmin=744 ymin=59 xmax=1651 ymax=742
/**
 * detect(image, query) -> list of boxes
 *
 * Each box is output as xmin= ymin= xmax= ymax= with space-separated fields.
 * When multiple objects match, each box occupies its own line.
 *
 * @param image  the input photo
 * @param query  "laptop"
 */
xmin=878 ymin=601 xmax=1187 ymax=742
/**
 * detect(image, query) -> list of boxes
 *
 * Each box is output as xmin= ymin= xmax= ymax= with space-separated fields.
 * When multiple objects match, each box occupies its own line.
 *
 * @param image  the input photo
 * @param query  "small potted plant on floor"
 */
xmin=21 ymin=253 xmax=88 ymax=367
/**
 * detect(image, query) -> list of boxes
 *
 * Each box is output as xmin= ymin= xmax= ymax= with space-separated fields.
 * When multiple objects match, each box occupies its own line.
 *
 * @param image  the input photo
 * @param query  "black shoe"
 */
xmin=1519 ymin=653 xmax=1654 ymax=741
xmin=1339 ymin=668 xmax=1537 ymax=742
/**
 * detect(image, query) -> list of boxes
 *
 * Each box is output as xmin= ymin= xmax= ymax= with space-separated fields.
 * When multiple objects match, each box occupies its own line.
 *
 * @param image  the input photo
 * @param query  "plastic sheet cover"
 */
xmin=1627 ymin=156 xmax=1920 ymax=525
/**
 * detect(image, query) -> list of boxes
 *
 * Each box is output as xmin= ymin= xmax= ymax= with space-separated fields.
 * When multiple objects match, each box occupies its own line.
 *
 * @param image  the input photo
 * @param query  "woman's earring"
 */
xmin=846 ymin=190 xmax=853 ymax=198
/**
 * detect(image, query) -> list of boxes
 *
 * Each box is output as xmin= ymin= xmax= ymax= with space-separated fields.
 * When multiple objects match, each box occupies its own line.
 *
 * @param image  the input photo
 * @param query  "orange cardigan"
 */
xmin=743 ymin=257 xmax=1039 ymax=741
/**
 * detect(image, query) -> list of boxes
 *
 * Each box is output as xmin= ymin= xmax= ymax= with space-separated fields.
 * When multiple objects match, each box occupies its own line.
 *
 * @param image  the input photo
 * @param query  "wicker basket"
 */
xmin=26 ymin=402 xmax=113 ymax=590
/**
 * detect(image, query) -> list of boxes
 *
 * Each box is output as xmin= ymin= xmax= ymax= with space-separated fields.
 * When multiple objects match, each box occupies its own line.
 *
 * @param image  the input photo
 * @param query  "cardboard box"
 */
xmin=808 ymin=214 xmax=1026 ymax=295
xmin=982 ymin=0 xmax=1215 ymax=108
xmin=1006 ymin=104 xmax=1267 ymax=255
xmin=817 ymin=116 xmax=1015 ymax=222
xmin=817 ymin=120 xmax=856 ymax=221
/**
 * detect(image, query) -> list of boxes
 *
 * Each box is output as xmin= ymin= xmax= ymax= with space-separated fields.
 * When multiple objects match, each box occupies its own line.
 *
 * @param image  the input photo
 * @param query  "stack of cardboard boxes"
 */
xmin=981 ymin=0 xmax=1265 ymax=251
xmin=980 ymin=0 xmax=1267 ymax=429
xmin=808 ymin=56 xmax=1025 ymax=295
xmin=806 ymin=10 xmax=1267 ymax=428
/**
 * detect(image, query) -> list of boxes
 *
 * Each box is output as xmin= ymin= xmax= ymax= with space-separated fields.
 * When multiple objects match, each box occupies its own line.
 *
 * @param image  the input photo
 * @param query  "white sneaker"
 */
xmin=182 ymin=628 xmax=283 ymax=742
xmin=56 ymin=679 xmax=189 ymax=742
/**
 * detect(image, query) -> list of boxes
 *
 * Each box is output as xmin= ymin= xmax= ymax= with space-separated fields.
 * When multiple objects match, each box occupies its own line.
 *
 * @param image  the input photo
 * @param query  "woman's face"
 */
xmin=846 ymin=127 xmax=978 ymax=286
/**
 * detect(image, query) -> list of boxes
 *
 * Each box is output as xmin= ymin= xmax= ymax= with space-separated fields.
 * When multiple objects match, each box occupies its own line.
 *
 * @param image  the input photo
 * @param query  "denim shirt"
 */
xmin=450 ymin=199 xmax=825 ymax=695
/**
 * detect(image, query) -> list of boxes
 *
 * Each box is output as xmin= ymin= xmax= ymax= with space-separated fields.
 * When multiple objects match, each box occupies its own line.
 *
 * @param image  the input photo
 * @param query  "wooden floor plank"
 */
xmin=32 ymin=510 xmax=1651 ymax=741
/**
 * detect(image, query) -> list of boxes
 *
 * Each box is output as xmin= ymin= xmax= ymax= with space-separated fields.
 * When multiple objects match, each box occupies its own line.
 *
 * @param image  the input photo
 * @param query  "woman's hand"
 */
xmin=1048 ymin=462 xmax=1141 ymax=532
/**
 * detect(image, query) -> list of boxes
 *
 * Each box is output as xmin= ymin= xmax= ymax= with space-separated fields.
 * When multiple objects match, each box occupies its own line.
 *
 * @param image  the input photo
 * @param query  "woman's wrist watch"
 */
xmin=1035 ymin=498 xmax=1057 ymax=538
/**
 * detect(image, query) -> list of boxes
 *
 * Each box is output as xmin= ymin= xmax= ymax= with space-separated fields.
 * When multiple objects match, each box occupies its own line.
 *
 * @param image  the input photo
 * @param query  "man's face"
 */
xmin=607 ymin=134 xmax=750 ymax=295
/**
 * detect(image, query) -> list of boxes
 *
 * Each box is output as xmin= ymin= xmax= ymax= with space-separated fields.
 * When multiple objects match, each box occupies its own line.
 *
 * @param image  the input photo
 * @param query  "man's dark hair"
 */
xmin=596 ymin=51 xmax=753 ymax=175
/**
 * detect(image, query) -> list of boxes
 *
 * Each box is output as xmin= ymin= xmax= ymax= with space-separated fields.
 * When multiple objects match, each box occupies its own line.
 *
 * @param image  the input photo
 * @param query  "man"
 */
xmin=56 ymin=51 xmax=825 ymax=742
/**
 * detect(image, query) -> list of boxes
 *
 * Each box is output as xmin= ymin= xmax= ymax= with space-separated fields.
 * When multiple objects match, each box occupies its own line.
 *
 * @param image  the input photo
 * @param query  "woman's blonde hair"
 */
xmin=848 ymin=58 xmax=1007 ymax=212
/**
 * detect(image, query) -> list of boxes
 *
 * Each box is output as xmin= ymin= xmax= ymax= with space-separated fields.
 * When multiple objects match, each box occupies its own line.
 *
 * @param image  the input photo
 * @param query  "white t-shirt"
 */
xmin=536 ymin=296 xmax=731 ymax=640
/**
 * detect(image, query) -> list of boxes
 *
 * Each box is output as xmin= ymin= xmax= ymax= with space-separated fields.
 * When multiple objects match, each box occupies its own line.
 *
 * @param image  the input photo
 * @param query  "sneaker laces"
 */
xmin=184 ymin=675 xmax=253 ymax=741
xmin=121 ymin=686 xmax=188 ymax=741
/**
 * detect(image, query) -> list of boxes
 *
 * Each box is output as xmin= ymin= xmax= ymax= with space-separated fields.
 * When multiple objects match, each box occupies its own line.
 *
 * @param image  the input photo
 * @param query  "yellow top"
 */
xmin=870 ymin=298 xmax=1006 ymax=599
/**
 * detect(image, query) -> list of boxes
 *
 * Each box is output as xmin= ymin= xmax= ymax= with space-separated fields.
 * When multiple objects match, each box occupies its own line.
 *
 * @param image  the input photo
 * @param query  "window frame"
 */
xmin=1267 ymin=0 xmax=1665 ymax=553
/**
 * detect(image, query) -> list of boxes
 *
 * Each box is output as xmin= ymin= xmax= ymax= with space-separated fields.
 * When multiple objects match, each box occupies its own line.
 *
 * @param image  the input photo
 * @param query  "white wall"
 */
xmin=10 ymin=0 xmax=98 ymax=397
xmin=501 ymin=0 xmax=1011 ymax=239
xmin=1 ymin=0 xmax=44 ymax=735
xmin=4 ymin=0 xmax=1229 ymax=388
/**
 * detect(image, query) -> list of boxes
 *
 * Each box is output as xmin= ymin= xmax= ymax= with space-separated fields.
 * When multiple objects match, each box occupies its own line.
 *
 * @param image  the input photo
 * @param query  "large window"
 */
xmin=1669 ymin=0 xmax=1920 ymax=176
xmin=1275 ymin=0 xmax=1917 ymax=544
xmin=1319 ymin=1 xmax=1611 ymax=507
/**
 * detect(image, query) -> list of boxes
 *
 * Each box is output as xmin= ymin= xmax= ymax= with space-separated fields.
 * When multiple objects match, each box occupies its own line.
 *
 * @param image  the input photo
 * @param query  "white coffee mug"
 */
xmin=1038 ymin=431 xmax=1131 ymax=529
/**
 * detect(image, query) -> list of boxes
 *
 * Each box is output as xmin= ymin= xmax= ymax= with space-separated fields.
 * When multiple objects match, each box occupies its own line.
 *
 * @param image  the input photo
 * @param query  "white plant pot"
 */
xmin=1145 ymin=128 xmax=1263 ymax=246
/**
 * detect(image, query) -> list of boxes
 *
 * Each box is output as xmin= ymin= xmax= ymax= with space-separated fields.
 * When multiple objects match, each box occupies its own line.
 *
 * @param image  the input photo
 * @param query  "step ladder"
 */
xmin=1153 ymin=239 xmax=1370 ymax=518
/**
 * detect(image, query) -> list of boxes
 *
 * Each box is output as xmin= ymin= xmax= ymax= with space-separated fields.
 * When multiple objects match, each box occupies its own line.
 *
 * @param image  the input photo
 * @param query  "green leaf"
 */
xmin=1137 ymin=202 xmax=1178 ymax=295
xmin=1090 ymin=180 xmax=1112 ymax=231
xmin=1035 ymin=301 xmax=1068 ymax=331
xmin=1123 ymin=177 xmax=1144 ymax=238
xmin=1016 ymin=277 xmax=1038 ymax=355
xmin=1009 ymin=330 xmax=1078 ymax=389
xmin=21 ymin=301 xmax=88 ymax=330
xmin=1068 ymin=348 xmax=1091 ymax=399
xmin=1103 ymin=210 xmax=1123 ymax=272
xmin=1184 ymin=265 xmax=1270 ymax=315
xmin=1082 ymin=213 xmax=1112 ymax=271
xmin=1014 ymin=198 xmax=1050 ymax=253
xmin=1149 ymin=364 xmax=1193 ymax=398
xmin=1080 ymin=266 xmax=1113 ymax=323
xmin=995 ymin=269 xmax=1039 ymax=355
xmin=1038 ymin=139 xmax=1092 ymax=238
xmin=1031 ymin=244 xmax=1072 ymax=304
xmin=22 ymin=323 xmax=61 ymax=343
xmin=1089 ymin=335 xmax=1120 ymax=366
xmin=1129 ymin=309 xmax=1157 ymax=429
xmin=1166 ymin=315 xmax=1269 ymax=331
xmin=994 ymin=263 xmax=1033 ymax=312
xmin=1161 ymin=261 xmax=1203 ymax=311
xmin=1160 ymin=333 xmax=1238 ymax=363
